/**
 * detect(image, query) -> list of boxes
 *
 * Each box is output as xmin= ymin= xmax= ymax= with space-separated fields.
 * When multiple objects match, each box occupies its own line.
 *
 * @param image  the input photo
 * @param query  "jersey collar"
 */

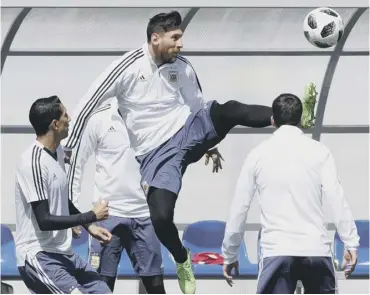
xmin=142 ymin=42 xmax=158 ymax=68
xmin=273 ymin=125 xmax=304 ymax=136
xmin=141 ymin=42 xmax=173 ymax=70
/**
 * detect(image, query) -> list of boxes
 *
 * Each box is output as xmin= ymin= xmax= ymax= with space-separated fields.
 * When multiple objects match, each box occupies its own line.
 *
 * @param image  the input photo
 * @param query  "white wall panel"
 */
xmin=323 ymin=56 xmax=369 ymax=125
xmin=344 ymin=11 xmax=369 ymax=51
xmin=320 ymin=134 xmax=369 ymax=220
xmin=185 ymin=8 xmax=354 ymax=51
xmin=1 ymin=56 xmax=118 ymax=125
xmin=1 ymin=8 xmax=22 ymax=44
xmin=11 ymin=8 xmax=188 ymax=50
xmin=189 ymin=56 xmax=328 ymax=108
xmin=2 ymin=56 xmax=332 ymax=125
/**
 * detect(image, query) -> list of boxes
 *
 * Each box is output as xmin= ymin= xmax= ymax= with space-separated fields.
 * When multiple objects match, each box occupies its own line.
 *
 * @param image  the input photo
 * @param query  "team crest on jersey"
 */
xmin=90 ymin=253 xmax=100 ymax=269
xmin=141 ymin=180 xmax=149 ymax=196
xmin=169 ymin=71 xmax=179 ymax=83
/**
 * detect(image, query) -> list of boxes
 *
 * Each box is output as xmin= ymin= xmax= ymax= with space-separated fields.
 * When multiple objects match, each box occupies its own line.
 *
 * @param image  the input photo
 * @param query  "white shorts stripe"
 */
xmin=32 ymin=256 xmax=63 ymax=294
xmin=256 ymin=249 xmax=264 ymax=285
xmin=26 ymin=257 xmax=60 ymax=294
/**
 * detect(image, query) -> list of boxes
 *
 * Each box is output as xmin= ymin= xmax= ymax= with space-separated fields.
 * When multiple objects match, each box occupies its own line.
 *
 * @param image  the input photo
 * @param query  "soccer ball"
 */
xmin=303 ymin=7 xmax=344 ymax=48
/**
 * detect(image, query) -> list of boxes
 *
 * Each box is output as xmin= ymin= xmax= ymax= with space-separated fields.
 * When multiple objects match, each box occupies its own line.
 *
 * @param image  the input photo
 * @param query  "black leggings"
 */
xmin=210 ymin=100 xmax=272 ymax=138
xmin=147 ymin=188 xmax=187 ymax=264
xmin=101 ymin=274 xmax=166 ymax=293
xmin=148 ymin=100 xmax=272 ymax=263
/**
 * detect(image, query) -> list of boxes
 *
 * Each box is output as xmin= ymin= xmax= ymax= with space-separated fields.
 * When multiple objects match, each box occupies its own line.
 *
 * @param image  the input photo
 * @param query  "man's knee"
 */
xmin=211 ymin=100 xmax=238 ymax=118
xmin=149 ymin=203 xmax=174 ymax=228
xmin=147 ymin=188 xmax=176 ymax=228
xmin=210 ymin=100 xmax=242 ymax=136
xmin=223 ymin=100 xmax=240 ymax=108
xmin=217 ymin=100 xmax=240 ymax=114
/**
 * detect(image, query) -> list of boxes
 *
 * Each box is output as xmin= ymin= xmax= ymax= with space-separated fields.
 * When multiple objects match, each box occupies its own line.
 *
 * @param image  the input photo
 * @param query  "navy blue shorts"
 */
xmin=136 ymin=100 xmax=220 ymax=195
xmin=18 ymin=251 xmax=111 ymax=294
xmin=89 ymin=216 xmax=163 ymax=277
xmin=257 ymin=256 xmax=337 ymax=294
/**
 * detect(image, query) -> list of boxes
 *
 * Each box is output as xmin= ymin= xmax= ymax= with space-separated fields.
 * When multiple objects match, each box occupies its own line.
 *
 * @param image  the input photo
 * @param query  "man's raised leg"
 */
xmin=210 ymin=87 xmax=317 ymax=138
xmin=210 ymin=100 xmax=272 ymax=138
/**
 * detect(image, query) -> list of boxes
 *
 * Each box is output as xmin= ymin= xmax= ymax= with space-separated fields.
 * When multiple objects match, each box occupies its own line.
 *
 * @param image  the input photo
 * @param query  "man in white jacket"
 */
xmin=222 ymin=93 xmax=359 ymax=294
xmin=68 ymin=100 xmax=165 ymax=294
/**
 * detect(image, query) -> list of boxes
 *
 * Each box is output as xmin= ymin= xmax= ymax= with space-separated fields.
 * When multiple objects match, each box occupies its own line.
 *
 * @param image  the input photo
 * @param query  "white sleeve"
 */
xmin=321 ymin=151 xmax=360 ymax=249
xmin=62 ymin=55 xmax=129 ymax=150
xmin=222 ymin=152 xmax=257 ymax=264
xmin=16 ymin=156 xmax=49 ymax=203
xmin=68 ymin=116 xmax=99 ymax=209
xmin=180 ymin=58 xmax=207 ymax=112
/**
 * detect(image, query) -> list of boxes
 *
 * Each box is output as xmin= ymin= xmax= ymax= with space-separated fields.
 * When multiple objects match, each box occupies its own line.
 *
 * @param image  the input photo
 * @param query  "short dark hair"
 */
xmin=146 ymin=11 xmax=182 ymax=42
xmin=272 ymin=93 xmax=303 ymax=127
xmin=29 ymin=95 xmax=63 ymax=136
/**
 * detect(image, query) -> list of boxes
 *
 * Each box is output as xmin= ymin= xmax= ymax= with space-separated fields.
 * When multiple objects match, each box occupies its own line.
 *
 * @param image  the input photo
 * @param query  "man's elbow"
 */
xmin=38 ymin=224 xmax=49 ymax=231
xmin=37 ymin=220 xmax=52 ymax=231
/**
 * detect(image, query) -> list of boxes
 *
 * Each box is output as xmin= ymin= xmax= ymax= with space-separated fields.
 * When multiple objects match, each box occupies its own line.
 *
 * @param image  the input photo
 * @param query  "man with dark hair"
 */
xmin=146 ymin=11 xmax=182 ymax=43
xmin=272 ymin=93 xmax=303 ymax=127
xmin=15 ymin=96 xmax=113 ymax=294
xmin=63 ymin=11 xmax=315 ymax=293
xmin=222 ymin=91 xmax=359 ymax=294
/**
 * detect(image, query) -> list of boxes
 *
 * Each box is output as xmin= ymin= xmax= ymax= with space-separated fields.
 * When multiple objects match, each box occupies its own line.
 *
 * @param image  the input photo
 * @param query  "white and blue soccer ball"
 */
xmin=303 ymin=7 xmax=345 ymax=48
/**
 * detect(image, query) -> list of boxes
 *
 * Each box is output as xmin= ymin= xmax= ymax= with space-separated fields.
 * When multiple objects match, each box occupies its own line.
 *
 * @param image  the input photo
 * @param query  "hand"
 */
xmin=341 ymin=249 xmax=358 ymax=278
xmin=205 ymin=148 xmax=224 ymax=173
xmin=72 ymin=226 xmax=82 ymax=239
xmin=92 ymin=198 xmax=109 ymax=221
xmin=64 ymin=150 xmax=72 ymax=164
xmin=87 ymin=224 xmax=112 ymax=246
xmin=223 ymin=261 xmax=239 ymax=287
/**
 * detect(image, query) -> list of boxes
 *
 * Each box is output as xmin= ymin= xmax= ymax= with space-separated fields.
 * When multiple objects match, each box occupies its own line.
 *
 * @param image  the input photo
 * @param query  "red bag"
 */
xmin=192 ymin=252 xmax=224 ymax=265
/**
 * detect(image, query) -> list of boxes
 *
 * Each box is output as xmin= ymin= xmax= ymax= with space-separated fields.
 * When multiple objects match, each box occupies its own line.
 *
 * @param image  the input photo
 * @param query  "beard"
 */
xmin=165 ymin=51 xmax=178 ymax=64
